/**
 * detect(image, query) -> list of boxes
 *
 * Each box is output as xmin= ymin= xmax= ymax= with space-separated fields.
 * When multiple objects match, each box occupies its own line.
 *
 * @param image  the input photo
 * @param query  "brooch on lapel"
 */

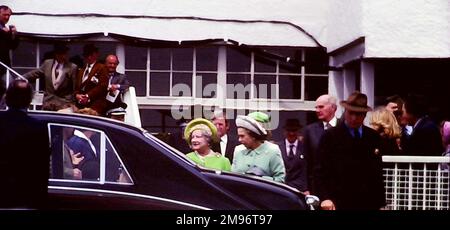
xmin=91 ymin=74 xmax=99 ymax=84
xmin=374 ymin=148 xmax=380 ymax=155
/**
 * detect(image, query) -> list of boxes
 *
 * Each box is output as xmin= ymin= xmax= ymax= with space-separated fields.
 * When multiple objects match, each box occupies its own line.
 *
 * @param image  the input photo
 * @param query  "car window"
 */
xmin=48 ymin=124 xmax=132 ymax=185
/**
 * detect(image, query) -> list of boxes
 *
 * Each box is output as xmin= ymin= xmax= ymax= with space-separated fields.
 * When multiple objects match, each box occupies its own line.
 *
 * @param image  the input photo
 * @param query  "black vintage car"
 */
xmin=29 ymin=111 xmax=307 ymax=210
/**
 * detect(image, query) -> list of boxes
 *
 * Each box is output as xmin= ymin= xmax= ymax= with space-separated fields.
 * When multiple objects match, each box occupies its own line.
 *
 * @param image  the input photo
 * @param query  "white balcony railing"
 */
xmin=382 ymin=155 xmax=450 ymax=210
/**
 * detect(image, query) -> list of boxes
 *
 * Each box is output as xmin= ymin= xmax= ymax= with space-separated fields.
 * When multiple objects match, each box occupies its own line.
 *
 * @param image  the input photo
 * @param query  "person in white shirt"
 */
xmin=211 ymin=111 xmax=239 ymax=162
xmin=277 ymin=118 xmax=308 ymax=193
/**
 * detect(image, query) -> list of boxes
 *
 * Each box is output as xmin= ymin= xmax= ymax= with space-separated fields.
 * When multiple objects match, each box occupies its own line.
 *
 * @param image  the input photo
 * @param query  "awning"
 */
xmin=12 ymin=14 xmax=321 ymax=48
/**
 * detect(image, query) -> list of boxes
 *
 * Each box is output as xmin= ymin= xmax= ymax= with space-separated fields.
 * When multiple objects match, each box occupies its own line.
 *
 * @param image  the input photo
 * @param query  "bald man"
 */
xmin=104 ymin=54 xmax=130 ymax=117
xmin=302 ymin=94 xmax=339 ymax=194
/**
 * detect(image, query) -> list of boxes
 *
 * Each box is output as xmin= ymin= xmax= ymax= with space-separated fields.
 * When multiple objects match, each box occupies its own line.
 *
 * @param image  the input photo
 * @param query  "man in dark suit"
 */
xmin=302 ymin=94 xmax=339 ymax=193
xmin=104 ymin=54 xmax=130 ymax=116
xmin=66 ymin=129 xmax=100 ymax=180
xmin=0 ymin=5 xmax=19 ymax=99
xmin=0 ymin=79 xmax=50 ymax=209
xmin=24 ymin=43 xmax=78 ymax=111
xmin=74 ymin=44 xmax=108 ymax=115
xmin=401 ymin=94 xmax=443 ymax=156
xmin=277 ymin=119 xmax=308 ymax=193
xmin=315 ymin=91 xmax=385 ymax=210
xmin=211 ymin=111 xmax=239 ymax=162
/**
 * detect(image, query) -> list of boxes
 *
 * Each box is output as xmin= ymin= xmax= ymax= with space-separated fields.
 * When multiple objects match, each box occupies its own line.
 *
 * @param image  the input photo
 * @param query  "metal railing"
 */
xmin=382 ymin=155 xmax=450 ymax=210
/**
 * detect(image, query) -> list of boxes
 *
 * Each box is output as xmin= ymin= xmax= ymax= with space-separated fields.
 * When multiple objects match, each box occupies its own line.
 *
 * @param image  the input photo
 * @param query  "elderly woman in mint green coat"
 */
xmin=231 ymin=115 xmax=286 ymax=183
xmin=184 ymin=118 xmax=231 ymax=171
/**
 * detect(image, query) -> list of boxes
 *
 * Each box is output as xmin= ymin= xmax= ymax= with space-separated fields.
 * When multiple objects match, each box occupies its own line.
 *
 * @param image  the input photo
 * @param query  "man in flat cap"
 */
xmin=315 ymin=91 xmax=385 ymax=210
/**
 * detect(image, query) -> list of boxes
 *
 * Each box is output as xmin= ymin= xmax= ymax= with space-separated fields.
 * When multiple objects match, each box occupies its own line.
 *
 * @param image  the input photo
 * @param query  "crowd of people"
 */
xmin=1 ymin=5 xmax=130 ymax=121
xmin=1 ymin=4 xmax=449 ymax=210
xmin=171 ymin=91 xmax=449 ymax=210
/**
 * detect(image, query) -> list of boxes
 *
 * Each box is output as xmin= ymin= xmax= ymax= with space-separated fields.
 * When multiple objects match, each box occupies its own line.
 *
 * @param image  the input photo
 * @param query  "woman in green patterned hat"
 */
xmin=184 ymin=118 xmax=231 ymax=171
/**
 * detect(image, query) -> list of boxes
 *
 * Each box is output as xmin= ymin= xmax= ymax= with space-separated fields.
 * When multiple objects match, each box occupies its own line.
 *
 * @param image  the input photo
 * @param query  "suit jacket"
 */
xmin=401 ymin=116 xmax=443 ymax=156
xmin=106 ymin=72 xmax=130 ymax=110
xmin=24 ymin=59 xmax=78 ymax=110
xmin=0 ymin=109 xmax=50 ymax=209
xmin=302 ymin=119 xmax=340 ymax=192
xmin=0 ymin=26 xmax=19 ymax=75
xmin=211 ymin=135 xmax=240 ymax=163
xmin=315 ymin=122 xmax=385 ymax=210
xmin=74 ymin=62 xmax=109 ymax=115
xmin=66 ymin=134 xmax=99 ymax=180
xmin=277 ymin=139 xmax=307 ymax=191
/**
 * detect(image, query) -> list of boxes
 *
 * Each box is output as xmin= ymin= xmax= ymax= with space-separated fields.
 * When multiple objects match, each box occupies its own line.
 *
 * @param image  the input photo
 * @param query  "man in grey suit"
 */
xmin=24 ymin=43 xmax=77 ymax=111
xmin=104 ymin=54 xmax=130 ymax=117
xmin=302 ymin=94 xmax=339 ymax=193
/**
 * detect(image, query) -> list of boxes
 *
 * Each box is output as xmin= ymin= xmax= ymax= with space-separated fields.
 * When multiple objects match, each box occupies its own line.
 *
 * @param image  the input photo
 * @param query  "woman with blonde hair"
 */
xmin=370 ymin=107 xmax=402 ymax=155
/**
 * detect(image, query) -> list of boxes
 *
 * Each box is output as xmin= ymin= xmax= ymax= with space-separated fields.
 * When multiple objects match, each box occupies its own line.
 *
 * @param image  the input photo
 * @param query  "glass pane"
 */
xmin=49 ymin=125 xmax=101 ymax=181
xmin=140 ymin=109 xmax=164 ymax=133
xmin=95 ymin=42 xmax=116 ymax=62
xmin=173 ymin=48 xmax=193 ymax=71
xmin=125 ymin=45 xmax=147 ymax=69
xmin=305 ymin=49 xmax=328 ymax=74
xmin=226 ymin=74 xmax=251 ymax=99
xmin=172 ymin=72 xmax=192 ymax=97
xmin=254 ymin=74 xmax=276 ymax=99
xmin=150 ymin=48 xmax=170 ymax=70
xmin=125 ymin=71 xmax=147 ymax=96
xmin=67 ymin=43 xmax=84 ymax=68
xmin=105 ymin=137 xmax=132 ymax=184
xmin=38 ymin=42 xmax=54 ymax=65
xmin=279 ymin=75 xmax=301 ymax=99
xmin=305 ymin=75 xmax=328 ymax=101
xmin=279 ymin=62 xmax=300 ymax=74
xmin=196 ymin=73 xmax=217 ymax=98
xmin=150 ymin=72 xmax=170 ymax=96
xmin=254 ymin=56 xmax=276 ymax=73
xmin=196 ymin=47 xmax=218 ymax=71
xmin=227 ymin=48 xmax=251 ymax=72
xmin=11 ymin=41 xmax=36 ymax=67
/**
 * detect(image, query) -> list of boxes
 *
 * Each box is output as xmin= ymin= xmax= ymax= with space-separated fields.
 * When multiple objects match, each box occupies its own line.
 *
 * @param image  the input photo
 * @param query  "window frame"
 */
xmin=47 ymin=123 xmax=134 ymax=185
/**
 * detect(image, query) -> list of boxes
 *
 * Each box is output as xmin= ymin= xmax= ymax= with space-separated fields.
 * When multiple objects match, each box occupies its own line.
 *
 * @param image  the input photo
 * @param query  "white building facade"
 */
xmin=4 ymin=0 xmax=450 ymax=138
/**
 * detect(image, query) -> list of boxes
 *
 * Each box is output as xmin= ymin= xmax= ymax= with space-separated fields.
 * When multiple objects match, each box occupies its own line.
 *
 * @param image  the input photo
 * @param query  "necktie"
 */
xmin=325 ymin=122 xmax=332 ymax=130
xmin=353 ymin=128 xmax=360 ymax=139
xmin=82 ymin=65 xmax=90 ymax=83
xmin=288 ymin=144 xmax=295 ymax=158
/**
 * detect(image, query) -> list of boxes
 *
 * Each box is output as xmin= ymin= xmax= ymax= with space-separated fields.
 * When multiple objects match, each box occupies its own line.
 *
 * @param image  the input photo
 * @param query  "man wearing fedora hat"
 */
xmin=315 ymin=91 xmax=385 ymax=210
xmin=24 ymin=43 xmax=78 ymax=111
xmin=277 ymin=118 xmax=308 ymax=192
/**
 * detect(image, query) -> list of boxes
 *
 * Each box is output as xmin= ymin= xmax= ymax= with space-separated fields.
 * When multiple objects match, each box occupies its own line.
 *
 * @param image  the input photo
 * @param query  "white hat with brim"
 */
xmin=235 ymin=115 xmax=267 ymax=136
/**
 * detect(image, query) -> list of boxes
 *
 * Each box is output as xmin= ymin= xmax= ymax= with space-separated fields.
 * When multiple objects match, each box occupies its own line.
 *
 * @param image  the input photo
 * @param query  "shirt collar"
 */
xmin=221 ymin=134 xmax=228 ymax=143
xmin=344 ymin=122 xmax=363 ymax=137
xmin=285 ymin=139 xmax=298 ymax=147
xmin=73 ymin=130 xmax=97 ymax=155
xmin=323 ymin=116 xmax=337 ymax=127
xmin=246 ymin=141 xmax=268 ymax=155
